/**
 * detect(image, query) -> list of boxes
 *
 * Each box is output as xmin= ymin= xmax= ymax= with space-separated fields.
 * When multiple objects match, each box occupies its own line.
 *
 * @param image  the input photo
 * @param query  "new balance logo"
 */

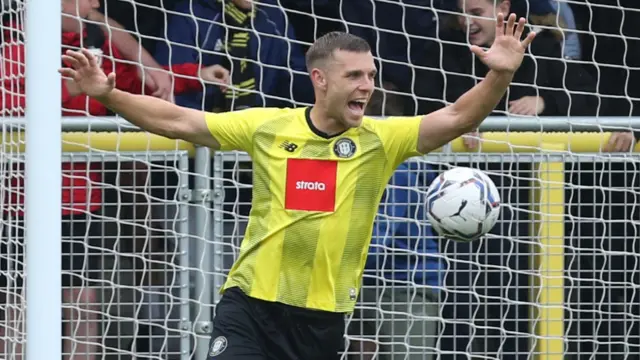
xmin=280 ymin=141 xmax=298 ymax=153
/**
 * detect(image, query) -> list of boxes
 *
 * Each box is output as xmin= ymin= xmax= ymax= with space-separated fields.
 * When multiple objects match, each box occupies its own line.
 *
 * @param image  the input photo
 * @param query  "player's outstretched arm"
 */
xmin=59 ymin=49 xmax=223 ymax=149
xmin=415 ymin=13 xmax=536 ymax=154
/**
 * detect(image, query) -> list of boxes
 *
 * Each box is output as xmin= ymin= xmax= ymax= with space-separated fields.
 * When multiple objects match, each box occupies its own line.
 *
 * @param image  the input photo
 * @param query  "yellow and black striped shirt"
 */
xmin=206 ymin=107 xmax=423 ymax=313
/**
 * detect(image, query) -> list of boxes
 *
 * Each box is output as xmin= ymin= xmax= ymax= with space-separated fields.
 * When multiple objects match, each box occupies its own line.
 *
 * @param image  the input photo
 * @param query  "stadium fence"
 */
xmin=3 ymin=117 xmax=640 ymax=360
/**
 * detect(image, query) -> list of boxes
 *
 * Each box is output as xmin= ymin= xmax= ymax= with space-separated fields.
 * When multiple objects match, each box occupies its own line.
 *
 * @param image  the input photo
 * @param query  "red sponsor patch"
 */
xmin=285 ymin=158 xmax=337 ymax=212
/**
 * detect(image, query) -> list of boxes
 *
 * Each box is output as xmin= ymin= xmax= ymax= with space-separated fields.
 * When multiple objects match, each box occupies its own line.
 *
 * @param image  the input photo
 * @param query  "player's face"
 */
xmin=457 ymin=0 xmax=510 ymax=47
xmin=231 ymin=0 xmax=254 ymax=10
xmin=61 ymin=0 xmax=100 ymax=33
xmin=325 ymin=50 xmax=376 ymax=128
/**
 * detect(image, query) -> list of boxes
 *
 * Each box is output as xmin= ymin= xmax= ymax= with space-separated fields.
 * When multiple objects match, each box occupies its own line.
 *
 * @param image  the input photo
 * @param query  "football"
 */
xmin=425 ymin=167 xmax=501 ymax=242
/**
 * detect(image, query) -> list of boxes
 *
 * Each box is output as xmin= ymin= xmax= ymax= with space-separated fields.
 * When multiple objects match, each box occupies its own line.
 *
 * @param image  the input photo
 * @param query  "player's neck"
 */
xmin=309 ymin=106 xmax=348 ymax=137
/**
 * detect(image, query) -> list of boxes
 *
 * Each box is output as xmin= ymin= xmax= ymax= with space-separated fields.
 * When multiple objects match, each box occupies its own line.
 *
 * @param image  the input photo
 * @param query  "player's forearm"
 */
xmin=96 ymin=89 xmax=188 ymax=139
xmin=449 ymin=70 xmax=513 ymax=131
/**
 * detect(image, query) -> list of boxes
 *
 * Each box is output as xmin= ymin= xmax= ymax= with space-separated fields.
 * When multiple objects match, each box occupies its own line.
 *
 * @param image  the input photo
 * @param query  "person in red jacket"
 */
xmin=0 ymin=0 xmax=229 ymax=359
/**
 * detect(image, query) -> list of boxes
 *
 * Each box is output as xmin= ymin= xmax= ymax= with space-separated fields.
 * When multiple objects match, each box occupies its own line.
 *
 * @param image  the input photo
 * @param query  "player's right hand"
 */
xmin=59 ymin=48 xmax=116 ymax=98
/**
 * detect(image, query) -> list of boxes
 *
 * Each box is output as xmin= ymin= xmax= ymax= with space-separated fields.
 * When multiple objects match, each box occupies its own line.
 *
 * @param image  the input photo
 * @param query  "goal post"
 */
xmin=24 ymin=0 xmax=62 ymax=358
xmin=529 ymin=143 xmax=565 ymax=360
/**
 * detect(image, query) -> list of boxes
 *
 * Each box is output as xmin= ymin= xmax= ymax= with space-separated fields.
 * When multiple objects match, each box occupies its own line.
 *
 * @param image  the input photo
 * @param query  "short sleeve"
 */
xmin=375 ymin=116 xmax=424 ymax=166
xmin=205 ymin=108 xmax=283 ymax=152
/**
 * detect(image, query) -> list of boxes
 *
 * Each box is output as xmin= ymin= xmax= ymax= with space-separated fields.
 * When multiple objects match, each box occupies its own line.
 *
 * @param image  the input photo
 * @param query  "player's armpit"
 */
xmin=204 ymin=107 xmax=285 ymax=153
xmin=376 ymin=116 xmax=423 ymax=166
xmin=175 ymin=107 xmax=223 ymax=149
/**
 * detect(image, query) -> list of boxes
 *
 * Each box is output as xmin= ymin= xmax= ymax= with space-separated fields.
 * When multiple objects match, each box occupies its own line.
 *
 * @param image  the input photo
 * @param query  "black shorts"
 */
xmin=207 ymin=287 xmax=345 ymax=360
xmin=0 ymin=212 xmax=103 ymax=295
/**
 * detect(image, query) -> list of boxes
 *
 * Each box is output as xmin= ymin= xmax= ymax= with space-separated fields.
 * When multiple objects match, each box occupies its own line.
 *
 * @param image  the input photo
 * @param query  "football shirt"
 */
xmin=206 ymin=107 xmax=423 ymax=312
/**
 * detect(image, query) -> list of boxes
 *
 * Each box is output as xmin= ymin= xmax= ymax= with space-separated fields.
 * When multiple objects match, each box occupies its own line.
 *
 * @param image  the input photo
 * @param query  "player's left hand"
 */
xmin=471 ymin=13 xmax=536 ymax=74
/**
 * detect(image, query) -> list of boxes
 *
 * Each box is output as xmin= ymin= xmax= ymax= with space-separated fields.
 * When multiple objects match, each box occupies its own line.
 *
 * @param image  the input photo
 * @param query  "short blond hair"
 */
xmin=305 ymin=31 xmax=371 ymax=72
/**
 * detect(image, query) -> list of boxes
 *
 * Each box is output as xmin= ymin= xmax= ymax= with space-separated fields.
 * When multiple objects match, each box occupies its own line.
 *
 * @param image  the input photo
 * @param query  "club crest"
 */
xmin=333 ymin=138 xmax=356 ymax=158
xmin=209 ymin=336 xmax=228 ymax=357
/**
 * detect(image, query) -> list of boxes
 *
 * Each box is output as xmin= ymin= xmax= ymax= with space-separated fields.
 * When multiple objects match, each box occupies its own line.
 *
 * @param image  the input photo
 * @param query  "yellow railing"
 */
xmin=2 ymin=130 xmax=640 ymax=153
xmin=0 ymin=132 xmax=195 ymax=154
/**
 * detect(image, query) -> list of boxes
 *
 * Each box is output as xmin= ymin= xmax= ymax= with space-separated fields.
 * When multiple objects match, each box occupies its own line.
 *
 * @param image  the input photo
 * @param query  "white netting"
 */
xmin=2 ymin=0 xmax=640 ymax=360
xmin=1 ymin=0 xmax=196 ymax=359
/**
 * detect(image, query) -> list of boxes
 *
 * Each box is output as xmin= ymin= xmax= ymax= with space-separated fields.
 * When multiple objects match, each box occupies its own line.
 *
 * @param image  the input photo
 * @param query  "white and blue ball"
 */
xmin=425 ymin=167 xmax=501 ymax=242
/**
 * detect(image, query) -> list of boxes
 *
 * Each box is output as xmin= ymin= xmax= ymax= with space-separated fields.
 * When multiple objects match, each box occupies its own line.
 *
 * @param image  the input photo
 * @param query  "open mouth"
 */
xmin=348 ymin=100 xmax=366 ymax=112
xmin=469 ymin=27 xmax=481 ymax=36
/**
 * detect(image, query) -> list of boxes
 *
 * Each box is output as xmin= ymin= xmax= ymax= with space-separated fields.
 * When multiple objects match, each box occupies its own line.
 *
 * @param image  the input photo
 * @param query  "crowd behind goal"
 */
xmin=1 ymin=0 xmax=640 ymax=360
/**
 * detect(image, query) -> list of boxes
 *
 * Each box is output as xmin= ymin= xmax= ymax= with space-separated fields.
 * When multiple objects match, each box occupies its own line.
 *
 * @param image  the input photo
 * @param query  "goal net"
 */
xmin=2 ymin=0 xmax=640 ymax=360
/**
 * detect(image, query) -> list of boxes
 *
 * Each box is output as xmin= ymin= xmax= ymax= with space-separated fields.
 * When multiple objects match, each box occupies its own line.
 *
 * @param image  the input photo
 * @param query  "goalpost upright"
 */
xmin=24 ymin=0 xmax=62 ymax=359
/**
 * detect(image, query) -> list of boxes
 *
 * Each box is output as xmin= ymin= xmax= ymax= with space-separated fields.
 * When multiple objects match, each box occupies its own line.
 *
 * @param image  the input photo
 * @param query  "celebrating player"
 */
xmin=59 ymin=13 xmax=535 ymax=360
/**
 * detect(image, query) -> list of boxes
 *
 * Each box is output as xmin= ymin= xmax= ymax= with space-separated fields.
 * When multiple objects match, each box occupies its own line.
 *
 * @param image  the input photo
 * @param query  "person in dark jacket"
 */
xmin=417 ymin=0 xmax=599 ymax=118
xmin=339 ymin=0 xmax=439 ymax=112
xmin=154 ymin=0 xmax=313 ymax=111
xmin=415 ymin=0 xmax=635 ymax=152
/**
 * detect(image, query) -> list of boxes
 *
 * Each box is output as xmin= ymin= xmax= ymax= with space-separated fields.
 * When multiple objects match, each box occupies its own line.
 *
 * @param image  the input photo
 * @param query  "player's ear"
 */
xmin=310 ymin=68 xmax=328 ymax=91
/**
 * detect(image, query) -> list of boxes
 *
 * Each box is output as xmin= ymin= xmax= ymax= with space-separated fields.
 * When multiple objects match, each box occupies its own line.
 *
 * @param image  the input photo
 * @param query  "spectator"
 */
xmin=417 ymin=0 xmax=600 ymax=118
xmin=339 ymin=0 xmax=439 ymax=114
xmin=555 ymin=1 xmax=579 ymax=59
xmin=414 ymin=0 xmax=636 ymax=151
xmin=278 ymin=0 xmax=341 ymax=53
xmin=1 ymin=0 xmax=176 ymax=101
xmin=97 ymin=0 xmax=183 ymax=56
xmin=154 ymin=0 xmax=313 ymax=111
xmin=0 ymin=0 xmax=229 ymax=358
xmin=570 ymin=0 xmax=640 ymax=118
xmin=86 ymin=9 xmax=175 ymax=102
xmin=347 ymin=83 xmax=442 ymax=360
xmin=511 ymin=0 xmax=582 ymax=59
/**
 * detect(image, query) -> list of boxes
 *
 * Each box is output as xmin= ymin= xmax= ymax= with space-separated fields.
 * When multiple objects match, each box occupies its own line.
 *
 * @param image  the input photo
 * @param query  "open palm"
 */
xmin=59 ymin=49 xmax=116 ymax=98
xmin=471 ymin=13 xmax=536 ymax=74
